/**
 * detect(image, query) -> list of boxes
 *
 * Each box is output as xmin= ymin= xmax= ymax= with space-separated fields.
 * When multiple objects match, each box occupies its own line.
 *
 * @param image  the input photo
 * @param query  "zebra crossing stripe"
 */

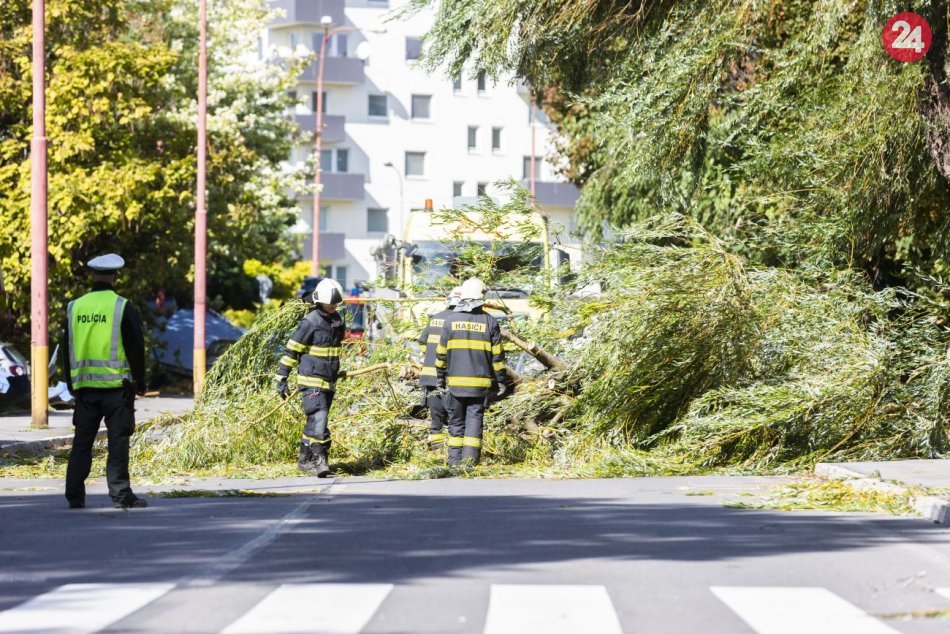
xmin=938 ymin=588 xmax=950 ymax=600
xmin=483 ymin=584 xmax=622 ymax=634
xmin=0 ymin=583 xmax=175 ymax=633
xmin=222 ymin=583 xmax=394 ymax=634
xmin=711 ymin=587 xmax=899 ymax=634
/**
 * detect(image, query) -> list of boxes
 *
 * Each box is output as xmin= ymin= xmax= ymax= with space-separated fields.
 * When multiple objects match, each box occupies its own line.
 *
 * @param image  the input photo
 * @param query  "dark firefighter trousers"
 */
xmin=446 ymin=394 xmax=488 ymax=465
xmin=65 ymin=388 xmax=136 ymax=503
xmin=302 ymin=388 xmax=334 ymax=444
xmin=427 ymin=387 xmax=449 ymax=444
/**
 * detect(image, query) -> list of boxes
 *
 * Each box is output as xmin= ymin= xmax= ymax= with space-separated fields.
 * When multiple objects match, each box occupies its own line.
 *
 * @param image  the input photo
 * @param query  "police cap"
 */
xmin=86 ymin=253 xmax=125 ymax=273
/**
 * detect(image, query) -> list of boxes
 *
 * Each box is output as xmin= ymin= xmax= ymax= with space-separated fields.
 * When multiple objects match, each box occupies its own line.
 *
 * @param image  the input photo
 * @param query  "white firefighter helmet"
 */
xmin=313 ymin=278 xmax=344 ymax=306
xmin=459 ymin=278 xmax=485 ymax=301
xmin=447 ymin=286 xmax=463 ymax=307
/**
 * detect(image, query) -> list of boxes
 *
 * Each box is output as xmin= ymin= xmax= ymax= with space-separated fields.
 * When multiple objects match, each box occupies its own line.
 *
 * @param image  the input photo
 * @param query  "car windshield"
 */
xmin=411 ymin=240 xmax=543 ymax=291
xmin=343 ymin=302 xmax=365 ymax=330
xmin=2 ymin=345 xmax=27 ymax=366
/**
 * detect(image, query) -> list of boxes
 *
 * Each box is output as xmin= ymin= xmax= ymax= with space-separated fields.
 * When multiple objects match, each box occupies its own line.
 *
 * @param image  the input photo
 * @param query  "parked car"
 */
xmin=0 ymin=341 xmax=30 ymax=412
xmin=152 ymin=309 xmax=246 ymax=376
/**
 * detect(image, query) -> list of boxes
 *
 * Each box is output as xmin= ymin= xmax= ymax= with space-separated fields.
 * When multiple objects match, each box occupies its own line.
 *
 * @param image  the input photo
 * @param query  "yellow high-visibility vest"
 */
xmin=68 ymin=290 xmax=131 ymax=390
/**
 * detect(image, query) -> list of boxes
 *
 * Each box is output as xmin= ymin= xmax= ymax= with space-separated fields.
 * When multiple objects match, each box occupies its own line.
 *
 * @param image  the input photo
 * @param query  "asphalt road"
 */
xmin=1 ymin=476 xmax=948 ymax=633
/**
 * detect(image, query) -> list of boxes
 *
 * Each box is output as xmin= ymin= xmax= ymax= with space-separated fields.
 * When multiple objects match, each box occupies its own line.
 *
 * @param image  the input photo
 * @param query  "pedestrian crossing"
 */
xmin=0 ymin=582 xmax=946 ymax=633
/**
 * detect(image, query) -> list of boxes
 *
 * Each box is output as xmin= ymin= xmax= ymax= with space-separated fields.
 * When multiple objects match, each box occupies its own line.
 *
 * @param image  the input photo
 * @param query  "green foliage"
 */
xmin=0 ymin=0 xmax=300 ymax=343
xmin=410 ymin=0 xmax=950 ymax=296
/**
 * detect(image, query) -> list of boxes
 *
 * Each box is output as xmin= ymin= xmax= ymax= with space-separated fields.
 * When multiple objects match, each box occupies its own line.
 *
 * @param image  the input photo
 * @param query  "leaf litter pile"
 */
xmin=126 ymin=211 xmax=947 ymax=480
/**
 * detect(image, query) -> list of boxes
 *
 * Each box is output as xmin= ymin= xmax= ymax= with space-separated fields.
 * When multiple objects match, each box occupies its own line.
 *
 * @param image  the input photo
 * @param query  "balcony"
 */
xmin=320 ymin=172 xmax=364 ymax=200
xmin=295 ymin=113 xmax=345 ymax=142
xmin=270 ymin=0 xmax=345 ymax=27
xmin=528 ymin=181 xmax=581 ymax=208
xmin=301 ymin=232 xmax=346 ymax=261
xmin=300 ymin=57 xmax=365 ymax=85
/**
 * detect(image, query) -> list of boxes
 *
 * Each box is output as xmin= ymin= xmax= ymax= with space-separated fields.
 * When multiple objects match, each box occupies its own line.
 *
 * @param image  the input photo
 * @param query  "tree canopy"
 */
xmin=410 ymin=0 xmax=949 ymax=295
xmin=0 ymin=0 xmax=301 ymax=341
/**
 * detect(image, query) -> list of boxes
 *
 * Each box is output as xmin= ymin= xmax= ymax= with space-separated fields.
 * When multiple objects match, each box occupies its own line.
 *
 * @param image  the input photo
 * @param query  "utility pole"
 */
xmin=193 ymin=0 xmax=208 ymax=393
xmin=30 ymin=0 xmax=48 ymax=428
xmin=311 ymin=17 xmax=332 ymax=277
xmin=529 ymin=103 xmax=537 ymax=197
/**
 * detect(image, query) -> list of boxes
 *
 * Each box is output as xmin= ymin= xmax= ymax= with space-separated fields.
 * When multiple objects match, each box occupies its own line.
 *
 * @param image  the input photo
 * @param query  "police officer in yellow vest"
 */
xmin=435 ymin=278 xmax=508 ymax=466
xmin=63 ymin=254 xmax=148 ymax=509
xmin=417 ymin=286 xmax=462 ymax=449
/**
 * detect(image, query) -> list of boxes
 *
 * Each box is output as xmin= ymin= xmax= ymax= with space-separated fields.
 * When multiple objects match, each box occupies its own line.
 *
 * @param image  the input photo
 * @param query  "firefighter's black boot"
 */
xmin=311 ymin=441 xmax=331 ymax=478
xmin=297 ymin=439 xmax=318 ymax=476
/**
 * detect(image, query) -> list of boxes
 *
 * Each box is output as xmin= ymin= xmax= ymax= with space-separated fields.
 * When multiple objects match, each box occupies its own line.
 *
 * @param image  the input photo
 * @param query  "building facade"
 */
xmin=265 ymin=0 xmax=580 ymax=288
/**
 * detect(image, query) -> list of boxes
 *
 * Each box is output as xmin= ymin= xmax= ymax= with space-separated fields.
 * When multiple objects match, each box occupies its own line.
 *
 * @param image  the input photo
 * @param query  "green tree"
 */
xmin=409 ymin=0 xmax=950 ymax=293
xmin=0 ymin=0 xmax=301 ymax=343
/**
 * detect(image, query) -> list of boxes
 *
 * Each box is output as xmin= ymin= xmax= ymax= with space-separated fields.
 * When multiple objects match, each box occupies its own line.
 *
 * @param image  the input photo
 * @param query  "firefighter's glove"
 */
xmin=496 ymin=383 xmax=509 ymax=399
xmin=437 ymin=377 xmax=447 ymax=391
xmin=276 ymin=379 xmax=290 ymax=400
xmin=337 ymin=369 xmax=348 ymax=379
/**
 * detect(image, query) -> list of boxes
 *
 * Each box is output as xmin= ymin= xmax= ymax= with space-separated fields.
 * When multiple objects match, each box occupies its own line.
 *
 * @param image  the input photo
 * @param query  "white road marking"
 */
xmin=0 ymin=583 xmax=174 ymax=633
xmin=483 ymin=584 xmax=622 ymax=634
xmin=711 ymin=587 xmax=899 ymax=634
xmin=222 ymin=583 xmax=393 ymax=634
xmin=937 ymin=587 xmax=950 ymax=600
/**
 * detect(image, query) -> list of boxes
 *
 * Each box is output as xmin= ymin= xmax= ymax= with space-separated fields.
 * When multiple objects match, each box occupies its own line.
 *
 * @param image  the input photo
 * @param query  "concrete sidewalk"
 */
xmin=0 ymin=396 xmax=193 ymax=455
xmin=816 ymin=459 xmax=950 ymax=524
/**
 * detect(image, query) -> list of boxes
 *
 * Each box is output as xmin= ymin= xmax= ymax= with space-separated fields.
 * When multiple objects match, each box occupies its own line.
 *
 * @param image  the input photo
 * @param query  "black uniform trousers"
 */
xmin=65 ymin=388 xmax=135 ymax=503
xmin=446 ymin=394 xmax=488 ymax=465
xmin=302 ymin=389 xmax=334 ymax=444
xmin=427 ymin=387 xmax=449 ymax=439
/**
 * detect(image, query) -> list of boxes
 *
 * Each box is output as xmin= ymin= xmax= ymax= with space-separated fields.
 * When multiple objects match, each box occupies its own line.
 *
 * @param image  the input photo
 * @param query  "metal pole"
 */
xmin=30 ymin=0 xmax=48 ymax=428
xmin=193 ymin=0 xmax=208 ymax=393
xmin=529 ymin=103 xmax=537 ymax=197
xmin=311 ymin=28 xmax=329 ymax=276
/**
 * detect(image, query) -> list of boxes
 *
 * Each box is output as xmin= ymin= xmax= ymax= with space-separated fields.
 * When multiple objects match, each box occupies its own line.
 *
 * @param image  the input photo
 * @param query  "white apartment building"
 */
xmin=265 ymin=0 xmax=580 ymax=288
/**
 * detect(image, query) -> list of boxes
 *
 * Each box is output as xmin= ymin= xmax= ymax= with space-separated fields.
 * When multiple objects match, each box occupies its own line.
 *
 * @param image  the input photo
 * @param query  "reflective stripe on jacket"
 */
xmin=417 ymin=309 xmax=455 ymax=388
xmin=68 ymin=291 xmax=131 ymax=390
xmin=277 ymin=307 xmax=345 ymax=392
xmin=435 ymin=307 xmax=505 ymax=397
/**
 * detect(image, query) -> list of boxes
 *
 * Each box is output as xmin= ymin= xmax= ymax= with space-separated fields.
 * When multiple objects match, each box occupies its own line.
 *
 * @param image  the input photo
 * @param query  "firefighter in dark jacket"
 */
xmin=435 ymin=278 xmax=507 ymax=466
xmin=63 ymin=254 xmax=148 ymax=509
xmin=418 ymin=286 xmax=462 ymax=449
xmin=276 ymin=278 xmax=347 ymax=477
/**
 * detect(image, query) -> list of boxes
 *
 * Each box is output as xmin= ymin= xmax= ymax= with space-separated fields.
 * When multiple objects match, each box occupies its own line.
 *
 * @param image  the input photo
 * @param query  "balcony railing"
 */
xmin=270 ymin=0 xmax=345 ymax=26
xmin=320 ymin=172 xmax=365 ymax=201
xmin=526 ymin=180 xmax=580 ymax=208
xmin=295 ymin=113 xmax=345 ymax=143
xmin=301 ymin=232 xmax=346 ymax=261
xmin=299 ymin=57 xmax=365 ymax=85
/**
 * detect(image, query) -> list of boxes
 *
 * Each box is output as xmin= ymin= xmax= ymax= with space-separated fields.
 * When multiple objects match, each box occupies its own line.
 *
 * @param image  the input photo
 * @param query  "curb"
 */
xmin=815 ymin=463 xmax=950 ymax=524
xmin=0 ymin=430 xmax=107 ymax=457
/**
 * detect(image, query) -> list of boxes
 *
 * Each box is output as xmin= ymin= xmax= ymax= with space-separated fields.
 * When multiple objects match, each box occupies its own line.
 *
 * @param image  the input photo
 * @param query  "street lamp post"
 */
xmin=383 ymin=161 xmax=403 ymax=239
xmin=193 ymin=0 xmax=208 ymax=393
xmin=529 ymin=103 xmax=537 ymax=198
xmin=30 ymin=0 xmax=48 ymax=428
xmin=311 ymin=19 xmax=383 ymax=276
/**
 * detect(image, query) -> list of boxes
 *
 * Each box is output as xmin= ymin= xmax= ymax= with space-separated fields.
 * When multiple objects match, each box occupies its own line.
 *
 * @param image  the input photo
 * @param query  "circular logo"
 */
xmin=882 ymin=12 xmax=932 ymax=62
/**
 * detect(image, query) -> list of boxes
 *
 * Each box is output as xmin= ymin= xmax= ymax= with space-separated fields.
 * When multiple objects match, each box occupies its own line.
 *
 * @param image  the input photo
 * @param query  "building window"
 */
xmin=476 ymin=70 xmax=487 ymax=92
xmin=368 ymin=94 xmax=388 ymax=117
xmin=312 ymin=91 xmax=327 ymax=113
xmin=411 ymin=95 xmax=432 ymax=119
xmin=336 ymin=33 xmax=348 ymax=57
xmin=288 ymin=90 xmax=298 ymax=105
xmin=291 ymin=32 xmax=299 ymax=49
xmin=367 ymin=208 xmax=389 ymax=233
xmin=453 ymin=181 xmax=463 ymax=198
xmin=405 ymin=37 xmax=423 ymax=61
xmin=477 ymin=182 xmax=488 ymax=197
xmin=467 ymin=126 xmax=478 ymax=151
xmin=368 ymin=0 xmax=389 ymax=6
xmin=318 ymin=205 xmax=329 ymax=232
xmin=336 ymin=149 xmax=348 ymax=173
xmin=452 ymin=73 xmax=462 ymax=92
xmin=491 ymin=127 xmax=502 ymax=152
xmin=311 ymin=32 xmax=322 ymax=53
xmin=523 ymin=155 xmax=541 ymax=180
xmin=320 ymin=149 xmax=333 ymax=172
xmin=321 ymin=265 xmax=347 ymax=289
xmin=405 ymin=151 xmax=425 ymax=177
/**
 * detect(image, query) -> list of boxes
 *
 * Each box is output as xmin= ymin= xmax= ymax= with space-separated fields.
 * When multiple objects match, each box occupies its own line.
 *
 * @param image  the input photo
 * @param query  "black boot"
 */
xmin=297 ymin=439 xmax=318 ymax=475
xmin=311 ymin=441 xmax=331 ymax=478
